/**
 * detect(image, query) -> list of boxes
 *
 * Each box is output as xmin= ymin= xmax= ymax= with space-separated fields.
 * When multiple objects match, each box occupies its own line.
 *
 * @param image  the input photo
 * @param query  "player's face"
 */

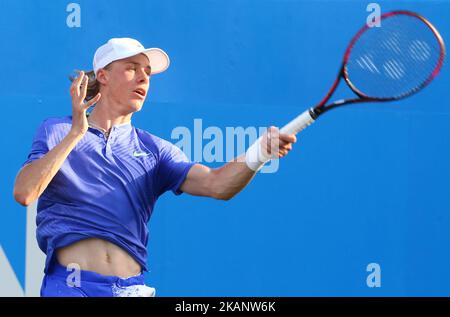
xmin=103 ymin=54 xmax=151 ymax=113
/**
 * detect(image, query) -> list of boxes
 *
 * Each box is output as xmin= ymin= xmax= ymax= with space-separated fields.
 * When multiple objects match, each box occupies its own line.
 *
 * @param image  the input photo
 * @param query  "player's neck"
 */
xmin=87 ymin=98 xmax=132 ymax=132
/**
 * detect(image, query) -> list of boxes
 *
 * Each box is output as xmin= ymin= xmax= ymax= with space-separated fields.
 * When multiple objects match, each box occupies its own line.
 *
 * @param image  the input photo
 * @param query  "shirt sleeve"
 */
xmin=22 ymin=119 xmax=49 ymax=168
xmin=156 ymin=140 xmax=196 ymax=196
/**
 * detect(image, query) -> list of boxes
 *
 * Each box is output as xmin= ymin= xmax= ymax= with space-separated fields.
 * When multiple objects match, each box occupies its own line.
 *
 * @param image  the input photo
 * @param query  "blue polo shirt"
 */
xmin=22 ymin=116 xmax=196 ymax=273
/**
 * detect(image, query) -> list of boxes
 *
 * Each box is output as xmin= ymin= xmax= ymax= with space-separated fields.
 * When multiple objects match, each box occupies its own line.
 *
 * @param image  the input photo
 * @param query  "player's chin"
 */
xmin=128 ymin=99 xmax=145 ymax=111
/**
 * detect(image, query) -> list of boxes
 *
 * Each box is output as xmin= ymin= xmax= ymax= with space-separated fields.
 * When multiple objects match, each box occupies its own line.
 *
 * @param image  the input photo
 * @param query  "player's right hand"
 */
xmin=69 ymin=71 xmax=101 ymax=137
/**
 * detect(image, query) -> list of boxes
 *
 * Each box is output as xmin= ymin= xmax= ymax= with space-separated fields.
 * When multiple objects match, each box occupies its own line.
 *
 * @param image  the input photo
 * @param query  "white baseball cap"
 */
xmin=93 ymin=37 xmax=170 ymax=75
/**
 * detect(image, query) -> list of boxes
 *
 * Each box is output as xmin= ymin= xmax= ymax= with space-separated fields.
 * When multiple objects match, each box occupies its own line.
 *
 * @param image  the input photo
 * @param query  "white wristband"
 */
xmin=245 ymin=137 xmax=271 ymax=172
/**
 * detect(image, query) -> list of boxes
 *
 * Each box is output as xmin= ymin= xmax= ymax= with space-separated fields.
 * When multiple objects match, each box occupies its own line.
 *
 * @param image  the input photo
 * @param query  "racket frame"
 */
xmin=280 ymin=10 xmax=445 ymax=135
xmin=313 ymin=10 xmax=446 ymax=118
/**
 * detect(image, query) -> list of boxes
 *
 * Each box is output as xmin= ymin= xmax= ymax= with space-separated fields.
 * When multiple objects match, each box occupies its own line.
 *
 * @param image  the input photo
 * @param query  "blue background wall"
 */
xmin=1 ymin=0 xmax=449 ymax=296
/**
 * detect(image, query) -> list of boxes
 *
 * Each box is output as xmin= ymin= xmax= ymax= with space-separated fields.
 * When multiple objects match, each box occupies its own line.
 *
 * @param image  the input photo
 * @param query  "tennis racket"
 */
xmin=280 ymin=10 xmax=446 ymax=135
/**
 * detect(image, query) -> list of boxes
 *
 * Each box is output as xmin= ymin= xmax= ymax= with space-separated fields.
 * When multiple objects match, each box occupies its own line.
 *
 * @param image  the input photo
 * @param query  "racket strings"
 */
xmin=346 ymin=14 xmax=443 ymax=99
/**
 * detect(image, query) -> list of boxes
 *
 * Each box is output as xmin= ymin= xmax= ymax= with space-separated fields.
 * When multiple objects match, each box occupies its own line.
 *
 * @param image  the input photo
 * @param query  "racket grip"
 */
xmin=280 ymin=108 xmax=316 ymax=135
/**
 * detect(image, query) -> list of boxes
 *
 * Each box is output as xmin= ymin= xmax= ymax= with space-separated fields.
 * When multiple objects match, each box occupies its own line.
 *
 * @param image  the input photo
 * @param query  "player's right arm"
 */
xmin=13 ymin=72 xmax=101 ymax=206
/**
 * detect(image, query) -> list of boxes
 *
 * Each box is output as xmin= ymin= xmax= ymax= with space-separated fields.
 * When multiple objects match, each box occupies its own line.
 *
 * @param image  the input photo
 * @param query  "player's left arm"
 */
xmin=179 ymin=127 xmax=297 ymax=200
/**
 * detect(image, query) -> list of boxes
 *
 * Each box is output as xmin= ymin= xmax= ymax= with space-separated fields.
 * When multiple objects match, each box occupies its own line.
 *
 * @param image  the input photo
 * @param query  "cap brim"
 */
xmin=142 ymin=48 xmax=170 ymax=75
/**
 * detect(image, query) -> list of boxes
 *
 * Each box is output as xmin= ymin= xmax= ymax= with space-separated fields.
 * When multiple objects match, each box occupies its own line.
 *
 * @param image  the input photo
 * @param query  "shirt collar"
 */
xmin=86 ymin=113 xmax=133 ymax=138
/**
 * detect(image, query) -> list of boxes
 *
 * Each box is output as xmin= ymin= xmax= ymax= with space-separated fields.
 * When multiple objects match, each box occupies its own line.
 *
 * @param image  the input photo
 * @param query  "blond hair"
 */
xmin=69 ymin=65 xmax=111 ymax=101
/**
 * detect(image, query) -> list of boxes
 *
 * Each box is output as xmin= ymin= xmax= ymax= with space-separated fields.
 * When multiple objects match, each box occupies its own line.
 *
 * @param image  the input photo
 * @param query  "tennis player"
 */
xmin=13 ymin=38 xmax=297 ymax=297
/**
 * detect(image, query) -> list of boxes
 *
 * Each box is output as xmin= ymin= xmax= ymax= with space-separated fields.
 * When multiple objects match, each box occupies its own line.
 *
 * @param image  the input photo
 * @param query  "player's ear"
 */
xmin=96 ymin=68 xmax=109 ymax=85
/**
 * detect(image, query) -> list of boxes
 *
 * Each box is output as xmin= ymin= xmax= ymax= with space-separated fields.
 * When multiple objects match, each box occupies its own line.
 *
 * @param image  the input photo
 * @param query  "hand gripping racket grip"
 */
xmin=280 ymin=108 xmax=316 ymax=135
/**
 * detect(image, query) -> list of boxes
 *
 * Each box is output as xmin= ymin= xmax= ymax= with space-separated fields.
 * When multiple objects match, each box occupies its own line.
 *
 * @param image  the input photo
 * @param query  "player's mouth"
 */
xmin=133 ymin=88 xmax=146 ymax=99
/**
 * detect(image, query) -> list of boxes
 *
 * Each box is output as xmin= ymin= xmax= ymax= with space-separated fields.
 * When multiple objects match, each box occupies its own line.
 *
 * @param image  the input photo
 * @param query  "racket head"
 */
xmin=342 ymin=11 xmax=446 ymax=101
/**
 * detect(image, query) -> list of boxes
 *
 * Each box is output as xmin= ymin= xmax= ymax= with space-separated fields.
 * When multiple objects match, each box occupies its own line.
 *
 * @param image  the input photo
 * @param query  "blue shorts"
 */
xmin=40 ymin=261 xmax=156 ymax=297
